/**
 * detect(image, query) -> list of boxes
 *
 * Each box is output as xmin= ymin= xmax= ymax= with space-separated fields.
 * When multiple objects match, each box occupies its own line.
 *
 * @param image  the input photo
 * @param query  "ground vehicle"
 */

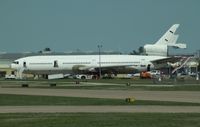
xmin=5 ymin=74 xmax=16 ymax=79
xmin=140 ymin=71 xmax=151 ymax=78
xmin=140 ymin=70 xmax=161 ymax=79
xmin=48 ymin=74 xmax=64 ymax=80
xmin=150 ymin=70 xmax=161 ymax=76
xmin=75 ymin=74 xmax=98 ymax=80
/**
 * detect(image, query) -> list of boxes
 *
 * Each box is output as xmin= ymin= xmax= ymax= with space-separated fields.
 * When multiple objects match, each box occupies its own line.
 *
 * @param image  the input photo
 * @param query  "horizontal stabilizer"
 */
xmin=168 ymin=43 xmax=187 ymax=49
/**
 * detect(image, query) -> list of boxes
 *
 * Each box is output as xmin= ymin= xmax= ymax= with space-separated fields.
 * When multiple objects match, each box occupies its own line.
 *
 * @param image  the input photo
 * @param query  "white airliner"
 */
xmin=11 ymin=55 xmax=166 ymax=78
xmin=10 ymin=24 xmax=186 ymax=79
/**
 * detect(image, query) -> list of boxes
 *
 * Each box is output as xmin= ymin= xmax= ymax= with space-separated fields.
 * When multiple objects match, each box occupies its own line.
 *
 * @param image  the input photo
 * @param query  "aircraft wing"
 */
xmin=74 ymin=63 xmax=134 ymax=73
xmin=150 ymin=56 xmax=183 ymax=68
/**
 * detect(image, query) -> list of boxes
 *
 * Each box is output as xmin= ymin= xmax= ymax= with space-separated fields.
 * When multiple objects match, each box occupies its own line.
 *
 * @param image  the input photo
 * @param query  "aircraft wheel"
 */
xmin=81 ymin=76 xmax=86 ymax=79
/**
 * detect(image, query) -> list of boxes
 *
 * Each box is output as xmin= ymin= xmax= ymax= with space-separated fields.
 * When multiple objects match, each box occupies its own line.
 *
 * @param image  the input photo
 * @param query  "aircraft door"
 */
xmin=23 ymin=61 xmax=27 ymax=68
xmin=54 ymin=60 xmax=58 ymax=68
xmin=147 ymin=64 xmax=151 ymax=71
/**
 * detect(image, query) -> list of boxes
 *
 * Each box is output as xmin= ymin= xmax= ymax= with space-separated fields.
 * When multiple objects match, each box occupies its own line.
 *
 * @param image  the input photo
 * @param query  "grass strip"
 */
xmin=0 ymin=94 xmax=200 ymax=106
xmin=0 ymin=113 xmax=200 ymax=127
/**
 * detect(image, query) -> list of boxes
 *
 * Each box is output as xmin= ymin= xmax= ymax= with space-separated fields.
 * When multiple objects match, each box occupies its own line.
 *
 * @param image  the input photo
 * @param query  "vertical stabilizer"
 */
xmin=156 ymin=24 xmax=180 ymax=45
xmin=170 ymin=34 xmax=179 ymax=44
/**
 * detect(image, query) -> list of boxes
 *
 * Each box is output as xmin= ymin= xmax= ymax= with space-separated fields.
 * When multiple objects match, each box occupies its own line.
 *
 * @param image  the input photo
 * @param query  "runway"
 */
xmin=1 ymin=106 xmax=200 ymax=113
xmin=0 ymin=88 xmax=200 ymax=103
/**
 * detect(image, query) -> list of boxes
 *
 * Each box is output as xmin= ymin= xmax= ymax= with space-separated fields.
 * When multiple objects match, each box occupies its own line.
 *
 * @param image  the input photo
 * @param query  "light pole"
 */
xmin=98 ymin=45 xmax=102 ymax=79
xmin=196 ymin=63 xmax=199 ymax=81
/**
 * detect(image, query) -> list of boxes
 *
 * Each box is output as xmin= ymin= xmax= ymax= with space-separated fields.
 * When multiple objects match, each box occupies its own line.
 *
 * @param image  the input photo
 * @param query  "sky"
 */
xmin=0 ymin=0 xmax=199 ymax=53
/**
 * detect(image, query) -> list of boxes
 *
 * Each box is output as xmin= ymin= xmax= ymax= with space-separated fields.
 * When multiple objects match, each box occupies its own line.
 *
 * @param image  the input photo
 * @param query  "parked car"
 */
xmin=5 ymin=74 xmax=16 ymax=79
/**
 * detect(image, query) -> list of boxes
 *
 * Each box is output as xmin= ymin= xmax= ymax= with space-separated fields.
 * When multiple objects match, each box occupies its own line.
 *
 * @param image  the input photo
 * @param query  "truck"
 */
xmin=140 ymin=70 xmax=161 ymax=79
xmin=48 ymin=74 xmax=64 ymax=80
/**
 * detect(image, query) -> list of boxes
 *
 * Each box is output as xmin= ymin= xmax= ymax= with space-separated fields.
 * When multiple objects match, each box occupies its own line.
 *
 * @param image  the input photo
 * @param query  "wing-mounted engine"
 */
xmin=72 ymin=65 xmax=86 ymax=73
xmin=72 ymin=65 xmax=97 ymax=73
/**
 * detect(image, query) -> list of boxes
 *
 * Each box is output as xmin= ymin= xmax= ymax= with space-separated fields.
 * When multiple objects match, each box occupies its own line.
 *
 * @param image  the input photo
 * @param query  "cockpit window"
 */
xmin=12 ymin=61 xmax=19 ymax=64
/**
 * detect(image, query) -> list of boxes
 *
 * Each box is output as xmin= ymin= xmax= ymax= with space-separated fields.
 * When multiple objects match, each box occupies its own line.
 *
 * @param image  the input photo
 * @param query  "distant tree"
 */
xmin=130 ymin=46 xmax=144 ymax=55
xmin=129 ymin=50 xmax=138 ymax=55
xmin=138 ymin=46 xmax=144 ymax=54
xmin=44 ymin=47 xmax=51 ymax=52
xmin=38 ymin=47 xmax=52 ymax=54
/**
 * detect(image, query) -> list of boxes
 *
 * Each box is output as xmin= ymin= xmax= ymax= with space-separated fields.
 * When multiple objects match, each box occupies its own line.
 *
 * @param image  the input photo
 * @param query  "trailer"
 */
xmin=48 ymin=74 xmax=64 ymax=80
